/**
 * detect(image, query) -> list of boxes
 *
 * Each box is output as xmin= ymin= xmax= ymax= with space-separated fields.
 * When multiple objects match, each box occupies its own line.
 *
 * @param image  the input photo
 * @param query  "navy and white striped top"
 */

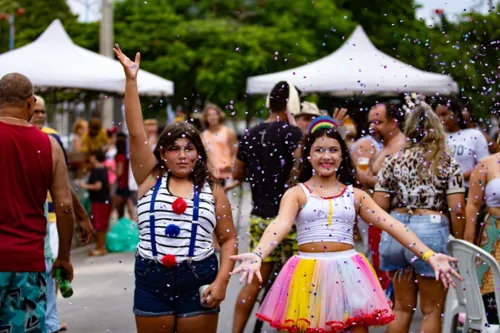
xmin=136 ymin=174 xmax=216 ymax=262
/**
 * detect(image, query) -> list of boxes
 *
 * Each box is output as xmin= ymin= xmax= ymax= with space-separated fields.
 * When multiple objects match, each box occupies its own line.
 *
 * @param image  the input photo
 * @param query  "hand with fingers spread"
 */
xmin=332 ymin=107 xmax=348 ymax=125
xmin=113 ymin=43 xmax=140 ymax=80
xmin=229 ymin=252 xmax=263 ymax=285
xmin=426 ymin=253 xmax=462 ymax=288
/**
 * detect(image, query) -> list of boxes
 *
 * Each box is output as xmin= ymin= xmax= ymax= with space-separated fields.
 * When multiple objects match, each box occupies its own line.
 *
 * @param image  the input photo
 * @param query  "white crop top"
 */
xmin=296 ymin=183 xmax=356 ymax=246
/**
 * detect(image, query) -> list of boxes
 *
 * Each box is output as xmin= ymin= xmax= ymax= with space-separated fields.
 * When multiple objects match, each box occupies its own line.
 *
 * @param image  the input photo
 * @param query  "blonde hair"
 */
xmin=404 ymin=105 xmax=447 ymax=174
xmin=144 ymin=119 xmax=158 ymax=127
xmin=72 ymin=118 xmax=88 ymax=135
xmin=202 ymin=103 xmax=225 ymax=128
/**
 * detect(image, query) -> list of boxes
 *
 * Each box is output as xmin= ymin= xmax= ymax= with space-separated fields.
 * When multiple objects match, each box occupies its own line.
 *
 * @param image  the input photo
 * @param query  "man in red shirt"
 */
xmin=0 ymin=73 xmax=74 ymax=332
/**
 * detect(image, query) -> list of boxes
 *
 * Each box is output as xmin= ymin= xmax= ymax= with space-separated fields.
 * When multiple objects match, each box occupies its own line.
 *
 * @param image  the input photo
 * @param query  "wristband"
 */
xmin=252 ymin=252 xmax=264 ymax=262
xmin=422 ymin=250 xmax=435 ymax=262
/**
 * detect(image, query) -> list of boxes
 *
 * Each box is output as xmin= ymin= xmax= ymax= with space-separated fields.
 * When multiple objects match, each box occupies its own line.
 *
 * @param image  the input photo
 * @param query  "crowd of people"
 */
xmin=0 ymin=42 xmax=498 ymax=333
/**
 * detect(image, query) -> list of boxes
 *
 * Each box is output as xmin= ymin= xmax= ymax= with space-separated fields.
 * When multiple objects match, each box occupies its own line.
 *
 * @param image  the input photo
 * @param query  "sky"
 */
xmin=66 ymin=0 xmax=493 ymax=24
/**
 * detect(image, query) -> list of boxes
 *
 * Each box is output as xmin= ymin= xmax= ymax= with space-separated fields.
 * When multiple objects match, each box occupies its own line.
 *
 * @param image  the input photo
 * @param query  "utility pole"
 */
xmin=100 ymin=0 xmax=114 ymax=128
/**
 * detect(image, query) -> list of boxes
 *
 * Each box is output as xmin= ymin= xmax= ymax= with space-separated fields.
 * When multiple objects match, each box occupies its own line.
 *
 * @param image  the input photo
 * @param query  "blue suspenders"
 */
xmin=149 ymin=177 xmax=200 ymax=263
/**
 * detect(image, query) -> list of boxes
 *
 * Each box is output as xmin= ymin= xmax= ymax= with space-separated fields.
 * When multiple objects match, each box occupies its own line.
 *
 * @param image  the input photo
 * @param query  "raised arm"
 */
xmin=465 ymin=160 xmax=487 ymax=243
xmin=354 ymin=188 xmax=460 ymax=287
xmin=113 ymin=44 xmax=157 ymax=186
xmin=230 ymin=186 xmax=302 ymax=284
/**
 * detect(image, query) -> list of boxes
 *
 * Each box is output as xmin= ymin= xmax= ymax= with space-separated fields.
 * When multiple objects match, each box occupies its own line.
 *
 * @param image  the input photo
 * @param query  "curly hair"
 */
xmin=288 ymin=127 xmax=356 ymax=187
xmin=153 ymin=122 xmax=218 ymax=190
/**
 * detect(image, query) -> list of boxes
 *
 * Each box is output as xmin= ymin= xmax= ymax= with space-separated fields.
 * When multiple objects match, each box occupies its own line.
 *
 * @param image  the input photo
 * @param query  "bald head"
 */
xmin=0 ymin=73 xmax=37 ymax=121
xmin=0 ymin=73 xmax=34 ymax=108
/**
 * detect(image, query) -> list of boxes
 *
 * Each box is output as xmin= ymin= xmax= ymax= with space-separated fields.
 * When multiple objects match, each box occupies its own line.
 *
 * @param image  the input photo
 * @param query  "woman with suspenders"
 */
xmin=114 ymin=45 xmax=237 ymax=333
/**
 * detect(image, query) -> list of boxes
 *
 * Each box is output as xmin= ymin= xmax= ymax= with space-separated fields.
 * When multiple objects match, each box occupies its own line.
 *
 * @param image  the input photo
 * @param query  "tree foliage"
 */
xmin=0 ymin=0 xmax=497 ymax=118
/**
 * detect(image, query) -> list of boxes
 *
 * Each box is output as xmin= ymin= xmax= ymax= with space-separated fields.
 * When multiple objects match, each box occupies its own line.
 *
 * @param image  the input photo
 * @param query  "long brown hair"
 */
xmin=288 ymin=127 xmax=356 ymax=187
xmin=153 ymin=122 xmax=218 ymax=190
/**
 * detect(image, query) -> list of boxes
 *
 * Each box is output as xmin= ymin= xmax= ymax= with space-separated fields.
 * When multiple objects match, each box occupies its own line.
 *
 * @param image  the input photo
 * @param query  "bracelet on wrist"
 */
xmin=252 ymin=252 xmax=264 ymax=262
xmin=422 ymin=250 xmax=435 ymax=262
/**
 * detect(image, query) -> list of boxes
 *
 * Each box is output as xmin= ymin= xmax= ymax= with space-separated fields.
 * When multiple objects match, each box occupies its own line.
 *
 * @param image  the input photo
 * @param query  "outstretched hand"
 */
xmin=427 ymin=253 xmax=462 ymax=288
xmin=113 ymin=43 xmax=140 ymax=80
xmin=230 ymin=252 xmax=263 ymax=285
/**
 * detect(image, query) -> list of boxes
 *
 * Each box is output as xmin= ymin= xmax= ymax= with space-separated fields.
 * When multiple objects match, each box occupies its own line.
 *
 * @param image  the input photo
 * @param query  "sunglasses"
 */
xmin=34 ymin=110 xmax=46 ymax=115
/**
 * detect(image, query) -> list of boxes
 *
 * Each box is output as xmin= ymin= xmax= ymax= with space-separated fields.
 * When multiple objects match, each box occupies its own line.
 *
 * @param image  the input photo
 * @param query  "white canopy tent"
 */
xmin=247 ymin=26 xmax=458 ymax=96
xmin=0 ymin=19 xmax=173 ymax=96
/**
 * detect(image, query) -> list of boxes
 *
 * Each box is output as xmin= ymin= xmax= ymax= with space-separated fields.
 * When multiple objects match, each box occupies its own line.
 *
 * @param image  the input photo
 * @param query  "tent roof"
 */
xmin=247 ymin=26 xmax=458 ymax=96
xmin=0 ymin=19 xmax=173 ymax=96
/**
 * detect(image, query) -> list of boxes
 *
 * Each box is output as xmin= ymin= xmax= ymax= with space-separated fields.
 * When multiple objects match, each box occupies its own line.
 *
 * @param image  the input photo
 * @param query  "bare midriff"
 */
xmin=489 ymin=207 xmax=500 ymax=217
xmin=299 ymin=242 xmax=354 ymax=253
xmin=394 ymin=207 xmax=448 ymax=218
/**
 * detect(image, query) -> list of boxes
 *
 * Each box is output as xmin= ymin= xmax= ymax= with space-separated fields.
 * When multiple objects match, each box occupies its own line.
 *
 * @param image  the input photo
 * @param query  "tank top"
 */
xmin=296 ymin=183 xmax=356 ymax=246
xmin=202 ymin=126 xmax=232 ymax=179
xmin=0 ymin=121 xmax=53 ymax=272
xmin=485 ymin=178 xmax=500 ymax=208
xmin=136 ymin=174 xmax=216 ymax=262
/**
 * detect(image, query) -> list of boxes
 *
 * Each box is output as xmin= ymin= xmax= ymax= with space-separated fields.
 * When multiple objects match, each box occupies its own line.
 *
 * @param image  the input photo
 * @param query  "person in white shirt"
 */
xmin=433 ymin=97 xmax=490 ymax=189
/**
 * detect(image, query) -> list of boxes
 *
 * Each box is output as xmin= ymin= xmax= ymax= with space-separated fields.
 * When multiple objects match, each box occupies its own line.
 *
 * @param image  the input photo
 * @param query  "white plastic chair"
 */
xmin=442 ymin=239 xmax=500 ymax=333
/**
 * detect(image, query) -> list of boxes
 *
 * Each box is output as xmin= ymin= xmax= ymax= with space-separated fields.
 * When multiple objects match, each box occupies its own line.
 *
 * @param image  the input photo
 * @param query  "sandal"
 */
xmin=88 ymin=248 xmax=107 ymax=256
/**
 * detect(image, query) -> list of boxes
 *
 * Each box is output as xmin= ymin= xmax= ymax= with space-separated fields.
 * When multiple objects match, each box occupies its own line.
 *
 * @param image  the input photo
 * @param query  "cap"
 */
xmin=296 ymin=101 xmax=324 ymax=117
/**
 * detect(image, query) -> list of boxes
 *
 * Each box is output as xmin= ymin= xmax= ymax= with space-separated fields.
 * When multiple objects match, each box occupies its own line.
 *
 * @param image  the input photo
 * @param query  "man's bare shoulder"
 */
xmin=48 ymin=135 xmax=64 ymax=160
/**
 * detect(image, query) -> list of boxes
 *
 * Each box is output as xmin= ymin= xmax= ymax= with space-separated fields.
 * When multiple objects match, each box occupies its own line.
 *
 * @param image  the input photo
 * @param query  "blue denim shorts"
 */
xmin=45 ymin=258 xmax=61 ymax=333
xmin=380 ymin=211 xmax=449 ymax=278
xmin=133 ymin=254 xmax=220 ymax=317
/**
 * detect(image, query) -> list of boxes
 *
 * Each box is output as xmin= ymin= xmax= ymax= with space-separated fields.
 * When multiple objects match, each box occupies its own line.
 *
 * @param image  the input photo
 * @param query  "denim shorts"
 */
xmin=133 ymin=254 xmax=220 ymax=317
xmin=45 ymin=258 xmax=61 ymax=333
xmin=380 ymin=211 xmax=449 ymax=278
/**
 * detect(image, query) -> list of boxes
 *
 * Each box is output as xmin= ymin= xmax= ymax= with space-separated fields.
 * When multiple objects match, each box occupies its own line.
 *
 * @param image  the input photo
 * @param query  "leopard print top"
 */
xmin=375 ymin=147 xmax=465 ymax=214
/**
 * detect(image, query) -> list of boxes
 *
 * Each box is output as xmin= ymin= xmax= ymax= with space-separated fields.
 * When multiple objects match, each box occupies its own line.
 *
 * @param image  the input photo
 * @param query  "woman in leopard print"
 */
xmin=373 ymin=105 xmax=466 ymax=333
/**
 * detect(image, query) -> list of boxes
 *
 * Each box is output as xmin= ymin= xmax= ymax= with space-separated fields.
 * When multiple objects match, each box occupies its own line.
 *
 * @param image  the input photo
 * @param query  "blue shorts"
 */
xmin=45 ymin=258 xmax=61 ymax=333
xmin=380 ymin=211 xmax=449 ymax=278
xmin=0 ymin=271 xmax=46 ymax=333
xmin=133 ymin=254 xmax=220 ymax=317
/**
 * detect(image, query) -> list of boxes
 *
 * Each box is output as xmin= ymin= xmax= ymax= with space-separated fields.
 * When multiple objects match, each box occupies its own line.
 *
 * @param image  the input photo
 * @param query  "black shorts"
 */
xmin=115 ymin=188 xmax=131 ymax=198
xmin=133 ymin=254 xmax=220 ymax=317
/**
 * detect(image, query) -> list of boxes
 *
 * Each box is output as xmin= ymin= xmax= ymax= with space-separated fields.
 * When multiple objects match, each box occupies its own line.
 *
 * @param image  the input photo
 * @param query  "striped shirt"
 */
xmin=137 ymin=174 xmax=216 ymax=262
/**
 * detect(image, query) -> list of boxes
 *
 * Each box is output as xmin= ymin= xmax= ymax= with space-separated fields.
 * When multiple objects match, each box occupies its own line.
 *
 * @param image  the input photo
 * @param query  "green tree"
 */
xmin=113 ymin=0 xmax=354 ymax=116
xmin=429 ymin=9 xmax=499 ymax=117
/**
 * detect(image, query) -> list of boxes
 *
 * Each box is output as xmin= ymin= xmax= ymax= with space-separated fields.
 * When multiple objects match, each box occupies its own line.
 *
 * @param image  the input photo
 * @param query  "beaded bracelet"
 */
xmin=252 ymin=252 xmax=264 ymax=262
xmin=422 ymin=250 xmax=435 ymax=262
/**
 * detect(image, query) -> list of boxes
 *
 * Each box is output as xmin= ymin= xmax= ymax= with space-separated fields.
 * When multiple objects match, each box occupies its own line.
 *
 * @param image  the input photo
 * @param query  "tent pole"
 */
xmin=245 ymin=94 xmax=251 ymax=129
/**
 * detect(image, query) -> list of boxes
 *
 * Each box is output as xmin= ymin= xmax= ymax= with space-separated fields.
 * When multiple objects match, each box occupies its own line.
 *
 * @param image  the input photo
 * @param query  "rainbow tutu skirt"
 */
xmin=256 ymin=250 xmax=395 ymax=332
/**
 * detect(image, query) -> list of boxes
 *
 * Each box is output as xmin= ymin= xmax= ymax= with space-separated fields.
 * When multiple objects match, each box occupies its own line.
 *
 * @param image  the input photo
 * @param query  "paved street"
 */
xmin=58 ymin=186 xmax=425 ymax=333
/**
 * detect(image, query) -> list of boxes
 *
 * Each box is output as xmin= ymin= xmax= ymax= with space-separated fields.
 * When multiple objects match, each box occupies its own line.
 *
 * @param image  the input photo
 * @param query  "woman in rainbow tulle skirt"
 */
xmin=231 ymin=116 xmax=461 ymax=333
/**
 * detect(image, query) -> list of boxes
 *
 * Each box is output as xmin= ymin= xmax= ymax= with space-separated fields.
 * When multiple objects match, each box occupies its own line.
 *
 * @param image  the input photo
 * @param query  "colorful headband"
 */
xmin=307 ymin=116 xmax=339 ymax=134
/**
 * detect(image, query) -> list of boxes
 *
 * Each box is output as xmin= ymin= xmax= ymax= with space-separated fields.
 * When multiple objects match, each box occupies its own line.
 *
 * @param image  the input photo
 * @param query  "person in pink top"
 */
xmin=201 ymin=103 xmax=238 ymax=187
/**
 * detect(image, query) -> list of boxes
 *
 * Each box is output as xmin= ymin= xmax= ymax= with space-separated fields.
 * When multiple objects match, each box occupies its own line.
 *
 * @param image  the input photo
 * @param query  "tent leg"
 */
xmin=245 ymin=94 xmax=251 ymax=129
